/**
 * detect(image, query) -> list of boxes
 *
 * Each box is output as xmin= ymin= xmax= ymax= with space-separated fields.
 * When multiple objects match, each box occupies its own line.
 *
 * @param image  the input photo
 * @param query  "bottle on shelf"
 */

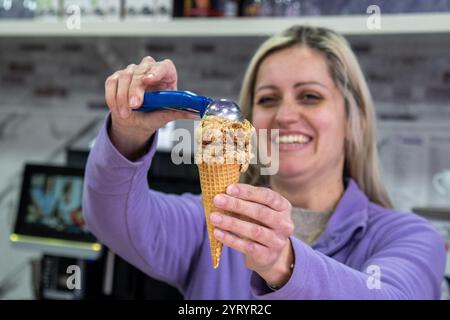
xmin=240 ymin=0 xmax=301 ymax=17
xmin=183 ymin=0 xmax=222 ymax=17
xmin=284 ymin=0 xmax=301 ymax=17
xmin=241 ymin=0 xmax=261 ymax=17
xmin=63 ymin=0 xmax=121 ymax=22
xmin=221 ymin=0 xmax=238 ymax=17
xmin=0 ymin=0 xmax=37 ymax=19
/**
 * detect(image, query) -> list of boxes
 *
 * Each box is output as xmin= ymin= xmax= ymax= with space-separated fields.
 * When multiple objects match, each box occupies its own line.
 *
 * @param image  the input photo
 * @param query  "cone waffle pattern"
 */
xmin=198 ymin=163 xmax=241 ymax=268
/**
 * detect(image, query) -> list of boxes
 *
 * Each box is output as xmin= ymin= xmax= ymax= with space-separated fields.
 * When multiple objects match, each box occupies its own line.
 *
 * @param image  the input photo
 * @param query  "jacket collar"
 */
xmin=312 ymin=178 xmax=370 ymax=255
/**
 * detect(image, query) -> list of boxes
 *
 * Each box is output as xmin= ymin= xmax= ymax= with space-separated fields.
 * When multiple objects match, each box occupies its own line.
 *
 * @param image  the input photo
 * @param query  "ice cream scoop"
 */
xmin=135 ymin=90 xmax=244 ymax=122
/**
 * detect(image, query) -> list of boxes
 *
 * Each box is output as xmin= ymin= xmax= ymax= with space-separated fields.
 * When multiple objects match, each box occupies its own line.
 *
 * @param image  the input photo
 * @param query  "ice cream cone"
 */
xmin=195 ymin=115 xmax=254 ymax=268
xmin=198 ymin=162 xmax=241 ymax=268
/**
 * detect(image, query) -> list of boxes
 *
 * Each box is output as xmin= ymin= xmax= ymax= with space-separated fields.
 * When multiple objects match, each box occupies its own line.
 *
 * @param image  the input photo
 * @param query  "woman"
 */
xmin=83 ymin=26 xmax=445 ymax=299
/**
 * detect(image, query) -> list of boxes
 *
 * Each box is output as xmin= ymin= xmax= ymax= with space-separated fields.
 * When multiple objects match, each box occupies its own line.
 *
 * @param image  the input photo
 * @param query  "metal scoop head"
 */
xmin=203 ymin=99 xmax=244 ymax=122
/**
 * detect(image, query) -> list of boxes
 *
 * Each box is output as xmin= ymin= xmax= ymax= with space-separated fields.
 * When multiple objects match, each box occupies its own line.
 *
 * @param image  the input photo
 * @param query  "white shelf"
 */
xmin=0 ymin=13 xmax=449 ymax=37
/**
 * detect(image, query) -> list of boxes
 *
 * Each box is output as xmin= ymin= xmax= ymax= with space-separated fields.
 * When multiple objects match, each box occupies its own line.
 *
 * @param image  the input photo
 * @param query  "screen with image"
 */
xmin=14 ymin=164 xmax=97 ymax=244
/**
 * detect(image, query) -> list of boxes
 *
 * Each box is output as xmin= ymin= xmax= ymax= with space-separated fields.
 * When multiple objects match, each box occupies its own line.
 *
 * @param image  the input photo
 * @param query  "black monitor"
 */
xmin=10 ymin=164 xmax=102 ymax=259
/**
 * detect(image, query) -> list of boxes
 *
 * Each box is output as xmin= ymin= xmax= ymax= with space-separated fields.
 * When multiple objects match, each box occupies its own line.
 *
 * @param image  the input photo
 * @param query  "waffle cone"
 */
xmin=198 ymin=163 xmax=241 ymax=268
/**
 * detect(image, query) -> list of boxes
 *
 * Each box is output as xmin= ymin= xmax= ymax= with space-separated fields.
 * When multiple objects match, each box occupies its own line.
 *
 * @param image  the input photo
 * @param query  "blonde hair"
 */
xmin=239 ymin=25 xmax=393 ymax=208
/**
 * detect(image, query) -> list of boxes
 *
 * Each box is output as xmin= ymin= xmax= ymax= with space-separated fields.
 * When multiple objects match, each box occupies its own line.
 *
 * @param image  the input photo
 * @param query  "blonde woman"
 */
xmin=83 ymin=26 xmax=445 ymax=299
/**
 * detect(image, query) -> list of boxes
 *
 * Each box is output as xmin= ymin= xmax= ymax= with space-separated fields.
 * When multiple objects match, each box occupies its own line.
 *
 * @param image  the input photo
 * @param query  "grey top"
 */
xmin=291 ymin=207 xmax=334 ymax=246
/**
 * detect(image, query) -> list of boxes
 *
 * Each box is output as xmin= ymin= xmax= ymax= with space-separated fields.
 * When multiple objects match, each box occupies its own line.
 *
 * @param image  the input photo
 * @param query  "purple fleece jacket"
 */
xmin=83 ymin=117 xmax=446 ymax=299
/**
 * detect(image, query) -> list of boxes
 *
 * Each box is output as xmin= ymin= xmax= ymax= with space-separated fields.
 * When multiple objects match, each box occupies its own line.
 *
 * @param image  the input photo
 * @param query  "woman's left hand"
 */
xmin=211 ymin=183 xmax=294 ymax=287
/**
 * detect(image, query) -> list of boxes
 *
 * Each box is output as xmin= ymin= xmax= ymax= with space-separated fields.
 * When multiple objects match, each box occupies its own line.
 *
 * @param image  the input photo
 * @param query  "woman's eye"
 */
xmin=300 ymin=93 xmax=322 ymax=103
xmin=256 ymin=96 xmax=277 ymax=105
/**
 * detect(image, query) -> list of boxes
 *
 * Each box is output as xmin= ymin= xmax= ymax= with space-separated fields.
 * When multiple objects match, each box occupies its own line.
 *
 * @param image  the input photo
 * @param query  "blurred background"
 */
xmin=0 ymin=0 xmax=449 ymax=300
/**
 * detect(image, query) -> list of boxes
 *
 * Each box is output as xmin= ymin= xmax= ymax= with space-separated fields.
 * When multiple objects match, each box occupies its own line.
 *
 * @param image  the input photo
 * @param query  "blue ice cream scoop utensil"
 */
xmin=136 ymin=90 xmax=211 ymax=115
xmin=135 ymin=90 xmax=244 ymax=122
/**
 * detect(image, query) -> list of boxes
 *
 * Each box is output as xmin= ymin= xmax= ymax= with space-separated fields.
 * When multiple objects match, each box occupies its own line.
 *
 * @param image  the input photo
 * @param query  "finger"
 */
xmin=136 ymin=56 xmax=156 ymax=74
xmin=105 ymin=72 xmax=119 ymax=114
xmin=142 ymin=59 xmax=177 ymax=85
xmin=128 ymin=77 xmax=149 ymax=110
xmin=116 ymin=64 xmax=136 ymax=118
xmin=213 ymin=227 xmax=267 ymax=258
xmin=128 ymin=57 xmax=157 ymax=108
xmin=226 ymin=184 xmax=291 ymax=212
xmin=210 ymin=212 xmax=282 ymax=248
xmin=213 ymin=194 xmax=278 ymax=228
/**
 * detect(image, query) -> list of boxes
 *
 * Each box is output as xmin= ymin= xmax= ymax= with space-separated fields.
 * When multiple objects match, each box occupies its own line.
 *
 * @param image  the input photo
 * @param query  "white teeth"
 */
xmin=275 ymin=134 xmax=312 ymax=144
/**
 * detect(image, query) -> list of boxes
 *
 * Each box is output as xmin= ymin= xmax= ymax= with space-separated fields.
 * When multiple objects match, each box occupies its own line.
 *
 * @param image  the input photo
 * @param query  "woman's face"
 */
xmin=252 ymin=45 xmax=346 ymax=182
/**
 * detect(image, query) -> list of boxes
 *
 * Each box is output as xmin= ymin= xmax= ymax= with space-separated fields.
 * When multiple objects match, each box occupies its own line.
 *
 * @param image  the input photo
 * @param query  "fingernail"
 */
xmin=210 ymin=214 xmax=222 ymax=224
xmin=214 ymin=195 xmax=226 ymax=206
xmin=214 ymin=229 xmax=224 ymax=238
xmin=129 ymin=96 xmax=140 ymax=107
xmin=226 ymin=184 xmax=239 ymax=196
xmin=145 ymin=73 xmax=155 ymax=80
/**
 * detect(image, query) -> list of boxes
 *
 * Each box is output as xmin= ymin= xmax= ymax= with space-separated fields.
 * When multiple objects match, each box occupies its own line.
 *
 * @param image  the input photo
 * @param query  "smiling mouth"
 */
xmin=274 ymin=134 xmax=313 ymax=145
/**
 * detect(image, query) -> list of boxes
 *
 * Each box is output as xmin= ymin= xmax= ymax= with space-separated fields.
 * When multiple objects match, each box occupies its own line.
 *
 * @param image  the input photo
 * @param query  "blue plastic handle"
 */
xmin=134 ymin=91 xmax=212 ymax=117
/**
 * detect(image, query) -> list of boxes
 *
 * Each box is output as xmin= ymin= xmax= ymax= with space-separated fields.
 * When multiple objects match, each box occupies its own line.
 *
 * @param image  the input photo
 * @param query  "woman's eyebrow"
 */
xmin=294 ymin=81 xmax=327 ymax=89
xmin=255 ymin=81 xmax=328 ymax=93
xmin=255 ymin=85 xmax=277 ymax=92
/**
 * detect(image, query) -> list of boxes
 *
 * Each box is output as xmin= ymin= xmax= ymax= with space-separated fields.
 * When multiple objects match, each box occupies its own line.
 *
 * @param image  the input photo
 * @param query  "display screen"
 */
xmin=14 ymin=164 xmax=97 ymax=243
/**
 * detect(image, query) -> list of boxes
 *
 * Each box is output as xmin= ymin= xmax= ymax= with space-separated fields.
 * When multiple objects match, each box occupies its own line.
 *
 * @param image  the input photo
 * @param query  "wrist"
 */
xmin=109 ymin=119 xmax=155 ymax=161
xmin=266 ymin=262 xmax=294 ymax=291
xmin=260 ymin=240 xmax=295 ymax=289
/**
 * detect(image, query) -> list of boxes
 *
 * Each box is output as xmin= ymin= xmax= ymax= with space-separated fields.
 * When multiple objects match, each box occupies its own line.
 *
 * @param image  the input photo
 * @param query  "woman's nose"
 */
xmin=274 ymin=100 xmax=298 ymax=126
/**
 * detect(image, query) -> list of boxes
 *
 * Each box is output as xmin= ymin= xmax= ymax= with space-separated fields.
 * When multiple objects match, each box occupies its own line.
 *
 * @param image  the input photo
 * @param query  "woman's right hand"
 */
xmin=105 ymin=56 xmax=198 ymax=160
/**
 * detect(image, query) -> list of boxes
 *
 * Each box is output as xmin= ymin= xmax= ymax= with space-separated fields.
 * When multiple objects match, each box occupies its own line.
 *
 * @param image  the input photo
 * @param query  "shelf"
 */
xmin=0 ymin=13 xmax=450 ymax=37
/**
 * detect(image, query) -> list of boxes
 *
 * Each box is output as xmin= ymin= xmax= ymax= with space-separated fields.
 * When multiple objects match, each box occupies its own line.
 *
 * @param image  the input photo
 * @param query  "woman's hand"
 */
xmin=211 ymin=183 xmax=295 ymax=288
xmin=105 ymin=56 xmax=198 ymax=160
